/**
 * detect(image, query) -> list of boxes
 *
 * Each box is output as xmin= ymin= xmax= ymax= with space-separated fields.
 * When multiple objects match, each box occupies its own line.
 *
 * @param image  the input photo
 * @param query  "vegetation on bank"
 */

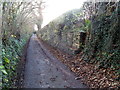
xmin=82 ymin=1 xmax=120 ymax=75
xmin=2 ymin=35 xmax=29 ymax=88
xmin=38 ymin=8 xmax=87 ymax=54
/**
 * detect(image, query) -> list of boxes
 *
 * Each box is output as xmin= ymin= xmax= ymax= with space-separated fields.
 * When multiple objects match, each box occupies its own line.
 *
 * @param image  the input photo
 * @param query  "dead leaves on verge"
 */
xmin=40 ymin=40 xmax=120 ymax=88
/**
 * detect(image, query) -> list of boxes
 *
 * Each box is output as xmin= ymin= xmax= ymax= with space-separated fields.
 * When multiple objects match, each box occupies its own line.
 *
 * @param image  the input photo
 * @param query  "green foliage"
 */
xmin=2 ymin=35 xmax=28 ymax=88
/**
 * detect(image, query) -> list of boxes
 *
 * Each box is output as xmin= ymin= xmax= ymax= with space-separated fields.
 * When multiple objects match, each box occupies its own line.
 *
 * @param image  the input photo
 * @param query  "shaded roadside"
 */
xmin=15 ymin=37 xmax=31 ymax=88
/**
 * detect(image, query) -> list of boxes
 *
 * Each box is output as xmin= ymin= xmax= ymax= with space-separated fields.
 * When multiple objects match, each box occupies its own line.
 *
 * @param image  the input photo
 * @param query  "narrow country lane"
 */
xmin=23 ymin=34 xmax=87 ymax=88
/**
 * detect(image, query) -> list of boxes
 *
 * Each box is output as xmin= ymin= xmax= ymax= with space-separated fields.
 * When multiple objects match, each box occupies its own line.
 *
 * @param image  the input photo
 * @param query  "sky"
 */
xmin=41 ymin=0 xmax=87 ymax=27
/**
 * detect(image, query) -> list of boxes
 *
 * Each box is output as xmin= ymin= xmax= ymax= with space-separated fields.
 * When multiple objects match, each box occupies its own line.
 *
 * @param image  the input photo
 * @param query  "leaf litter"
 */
xmin=40 ymin=40 xmax=120 ymax=88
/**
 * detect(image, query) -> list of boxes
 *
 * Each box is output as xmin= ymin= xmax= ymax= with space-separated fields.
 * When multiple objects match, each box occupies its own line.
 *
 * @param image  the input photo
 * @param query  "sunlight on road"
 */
xmin=42 ymin=0 xmax=87 ymax=27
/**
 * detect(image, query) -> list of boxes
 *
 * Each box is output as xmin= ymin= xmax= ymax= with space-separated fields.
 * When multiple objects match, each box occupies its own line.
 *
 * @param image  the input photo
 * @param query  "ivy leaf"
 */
xmin=3 ymin=57 xmax=10 ymax=63
xmin=1 ymin=70 xmax=8 ymax=75
xmin=0 ymin=65 xmax=4 ymax=69
xmin=3 ymin=78 xmax=8 ymax=82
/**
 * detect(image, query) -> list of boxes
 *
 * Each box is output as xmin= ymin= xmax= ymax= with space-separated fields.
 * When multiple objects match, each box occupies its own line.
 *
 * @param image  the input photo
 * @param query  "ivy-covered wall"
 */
xmin=83 ymin=2 xmax=120 ymax=71
xmin=38 ymin=9 xmax=84 ymax=54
